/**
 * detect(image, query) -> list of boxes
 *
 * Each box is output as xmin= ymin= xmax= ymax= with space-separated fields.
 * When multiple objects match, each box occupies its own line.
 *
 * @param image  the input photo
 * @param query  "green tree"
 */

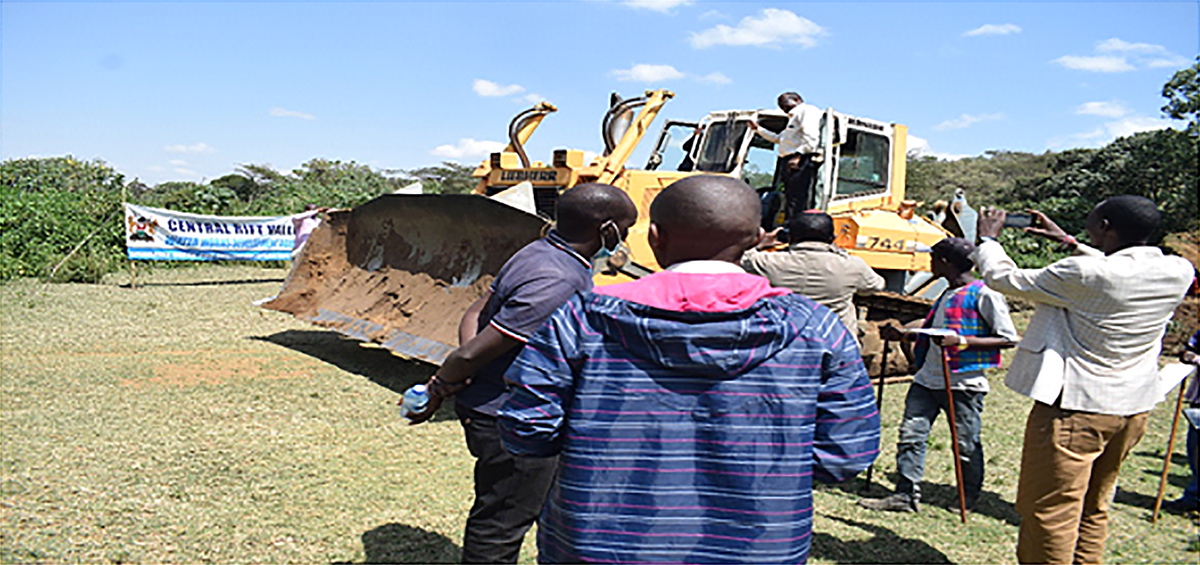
xmin=1162 ymin=56 xmax=1200 ymax=137
xmin=405 ymin=162 xmax=477 ymax=194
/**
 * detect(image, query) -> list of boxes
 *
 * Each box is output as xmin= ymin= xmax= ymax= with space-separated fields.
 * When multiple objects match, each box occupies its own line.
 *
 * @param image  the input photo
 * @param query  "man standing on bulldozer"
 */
xmin=749 ymin=91 xmax=821 ymax=224
xmin=407 ymin=183 xmax=638 ymax=564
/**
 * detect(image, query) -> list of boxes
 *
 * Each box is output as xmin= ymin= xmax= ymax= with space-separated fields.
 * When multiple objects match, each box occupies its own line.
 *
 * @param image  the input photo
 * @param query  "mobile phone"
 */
xmin=1003 ymin=212 xmax=1033 ymax=229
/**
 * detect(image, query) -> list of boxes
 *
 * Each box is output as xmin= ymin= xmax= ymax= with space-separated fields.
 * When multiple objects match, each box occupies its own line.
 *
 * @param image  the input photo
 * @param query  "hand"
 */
xmin=1023 ymin=210 xmax=1073 ymax=247
xmin=405 ymin=393 xmax=444 ymax=425
xmin=406 ymin=375 xmax=469 ymax=426
xmin=428 ymin=375 xmax=469 ymax=399
xmin=937 ymin=334 xmax=967 ymax=349
xmin=758 ymin=227 xmax=785 ymax=249
xmin=977 ymin=207 xmax=1006 ymax=240
xmin=748 ymin=120 xmax=760 ymax=131
xmin=879 ymin=324 xmax=906 ymax=342
xmin=1183 ymin=350 xmax=1199 ymax=366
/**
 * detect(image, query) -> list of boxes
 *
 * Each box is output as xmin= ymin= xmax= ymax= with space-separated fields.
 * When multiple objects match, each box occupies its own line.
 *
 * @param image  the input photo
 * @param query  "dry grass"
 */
xmin=1 ymin=264 xmax=1196 ymax=564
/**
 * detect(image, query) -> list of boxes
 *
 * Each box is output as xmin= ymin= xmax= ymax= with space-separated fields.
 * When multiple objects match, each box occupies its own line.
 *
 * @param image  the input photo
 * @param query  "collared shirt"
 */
xmin=756 ymin=102 xmax=822 ymax=156
xmin=455 ymin=230 xmax=594 ymax=417
xmin=664 ymin=260 xmax=746 ymax=274
xmin=742 ymin=241 xmax=886 ymax=336
xmin=973 ymin=240 xmax=1194 ymax=415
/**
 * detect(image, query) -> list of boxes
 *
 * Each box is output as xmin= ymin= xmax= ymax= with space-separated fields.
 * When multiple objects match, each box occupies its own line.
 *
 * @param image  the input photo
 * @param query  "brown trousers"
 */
xmin=1015 ymin=401 xmax=1148 ymax=564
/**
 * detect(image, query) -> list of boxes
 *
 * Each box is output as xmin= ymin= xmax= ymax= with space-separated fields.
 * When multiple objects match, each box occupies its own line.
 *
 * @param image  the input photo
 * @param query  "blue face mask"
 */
xmin=591 ymin=220 xmax=628 ymax=274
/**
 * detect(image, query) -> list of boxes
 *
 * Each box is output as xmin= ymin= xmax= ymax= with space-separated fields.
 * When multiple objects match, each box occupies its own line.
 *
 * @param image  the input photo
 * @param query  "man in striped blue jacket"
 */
xmin=498 ymin=175 xmax=881 ymax=564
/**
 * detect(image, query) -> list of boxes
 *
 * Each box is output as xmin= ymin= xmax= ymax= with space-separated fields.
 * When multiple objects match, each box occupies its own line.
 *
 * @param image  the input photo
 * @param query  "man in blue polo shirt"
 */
xmin=408 ymin=182 xmax=638 ymax=564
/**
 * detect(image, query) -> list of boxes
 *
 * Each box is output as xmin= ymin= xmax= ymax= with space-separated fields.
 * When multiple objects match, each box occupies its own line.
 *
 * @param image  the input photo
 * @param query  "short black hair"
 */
xmin=1093 ymin=195 xmax=1161 ymax=244
xmin=931 ymin=237 xmax=976 ymax=272
xmin=650 ymin=175 xmax=761 ymax=262
xmin=787 ymin=211 xmax=834 ymax=243
xmin=555 ymin=183 xmax=636 ymax=241
xmin=778 ymin=92 xmax=803 ymax=105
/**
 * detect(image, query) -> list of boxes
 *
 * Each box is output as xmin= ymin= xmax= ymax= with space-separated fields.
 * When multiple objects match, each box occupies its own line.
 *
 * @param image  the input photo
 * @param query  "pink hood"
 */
xmin=594 ymin=271 xmax=790 ymax=313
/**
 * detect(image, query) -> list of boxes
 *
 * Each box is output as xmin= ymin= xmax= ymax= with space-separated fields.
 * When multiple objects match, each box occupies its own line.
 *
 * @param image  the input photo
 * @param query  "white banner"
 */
xmin=124 ymin=203 xmax=296 ymax=261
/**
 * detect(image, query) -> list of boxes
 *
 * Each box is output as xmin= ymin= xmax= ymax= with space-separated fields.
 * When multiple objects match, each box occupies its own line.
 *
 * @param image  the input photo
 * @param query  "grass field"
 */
xmin=1 ymin=264 xmax=1196 ymax=564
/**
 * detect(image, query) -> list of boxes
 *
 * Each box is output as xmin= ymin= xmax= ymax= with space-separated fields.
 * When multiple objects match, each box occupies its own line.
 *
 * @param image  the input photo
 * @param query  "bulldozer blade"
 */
xmin=260 ymin=194 xmax=548 ymax=365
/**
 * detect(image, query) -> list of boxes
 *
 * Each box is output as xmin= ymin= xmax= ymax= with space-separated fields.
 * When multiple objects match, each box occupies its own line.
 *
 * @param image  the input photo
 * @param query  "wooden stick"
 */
xmin=1152 ymin=379 xmax=1188 ymax=523
xmin=862 ymin=339 xmax=891 ymax=491
xmin=940 ymin=345 xmax=968 ymax=524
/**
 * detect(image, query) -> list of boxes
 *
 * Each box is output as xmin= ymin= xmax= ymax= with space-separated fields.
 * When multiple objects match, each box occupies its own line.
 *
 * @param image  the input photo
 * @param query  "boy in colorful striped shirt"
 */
xmin=859 ymin=237 xmax=1019 ymax=513
xmin=498 ymin=175 xmax=880 ymax=564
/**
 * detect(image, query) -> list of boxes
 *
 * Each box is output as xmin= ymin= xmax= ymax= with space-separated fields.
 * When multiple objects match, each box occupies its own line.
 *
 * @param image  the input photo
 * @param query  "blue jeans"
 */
xmin=895 ymin=383 xmax=985 ymax=505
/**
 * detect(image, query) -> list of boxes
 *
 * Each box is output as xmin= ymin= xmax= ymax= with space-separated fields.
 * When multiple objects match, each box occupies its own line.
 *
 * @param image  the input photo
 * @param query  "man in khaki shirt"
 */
xmin=742 ymin=211 xmax=885 ymax=335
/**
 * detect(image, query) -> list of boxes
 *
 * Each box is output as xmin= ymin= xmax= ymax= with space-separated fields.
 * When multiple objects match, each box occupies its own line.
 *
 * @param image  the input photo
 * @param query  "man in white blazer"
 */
xmin=973 ymin=195 xmax=1194 ymax=565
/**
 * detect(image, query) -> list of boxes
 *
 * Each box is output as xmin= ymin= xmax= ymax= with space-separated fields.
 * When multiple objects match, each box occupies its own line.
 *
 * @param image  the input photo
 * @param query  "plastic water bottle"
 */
xmin=399 ymin=384 xmax=429 ymax=420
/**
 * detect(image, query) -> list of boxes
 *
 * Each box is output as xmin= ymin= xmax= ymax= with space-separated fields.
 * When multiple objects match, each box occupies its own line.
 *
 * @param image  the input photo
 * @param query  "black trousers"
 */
xmin=458 ymin=407 xmax=558 ymax=564
xmin=779 ymin=153 xmax=818 ymax=223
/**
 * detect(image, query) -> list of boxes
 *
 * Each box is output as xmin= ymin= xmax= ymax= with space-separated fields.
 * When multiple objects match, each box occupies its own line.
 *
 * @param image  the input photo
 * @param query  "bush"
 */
xmin=0 ymin=157 xmax=126 ymax=282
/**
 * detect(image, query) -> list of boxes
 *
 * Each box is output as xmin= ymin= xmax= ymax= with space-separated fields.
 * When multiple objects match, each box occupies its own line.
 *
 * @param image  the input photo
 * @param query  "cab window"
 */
xmin=834 ymin=129 xmax=890 ymax=197
xmin=694 ymin=120 xmax=749 ymax=173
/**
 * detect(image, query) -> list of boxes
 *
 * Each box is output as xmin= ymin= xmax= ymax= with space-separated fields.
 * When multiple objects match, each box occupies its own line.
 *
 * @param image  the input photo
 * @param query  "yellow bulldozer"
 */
xmin=262 ymin=89 xmax=963 ymax=374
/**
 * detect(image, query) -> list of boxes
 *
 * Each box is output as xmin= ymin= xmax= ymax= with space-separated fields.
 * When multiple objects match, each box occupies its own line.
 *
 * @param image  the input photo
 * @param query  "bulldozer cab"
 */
xmin=665 ymin=108 xmax=908 ymax=221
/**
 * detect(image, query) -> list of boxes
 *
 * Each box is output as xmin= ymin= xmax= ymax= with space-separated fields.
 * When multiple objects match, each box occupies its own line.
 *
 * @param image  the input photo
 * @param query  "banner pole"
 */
xmin=122 ymin=190 xmax=135 ymax=289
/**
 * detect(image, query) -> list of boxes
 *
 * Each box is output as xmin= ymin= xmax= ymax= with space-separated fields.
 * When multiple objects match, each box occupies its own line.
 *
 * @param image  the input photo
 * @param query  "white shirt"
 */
xmin=757 ymin=103 xmax=821 ymax=157
xmin=973 ymin=240 xmax=1194 ymax=415
xmin=665 ymin=260 xmax=746 ymax=274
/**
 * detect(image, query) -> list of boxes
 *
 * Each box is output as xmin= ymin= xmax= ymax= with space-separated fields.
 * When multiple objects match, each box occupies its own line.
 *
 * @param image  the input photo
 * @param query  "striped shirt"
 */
xmin=498 ymin=270 xmax=880 ymax=564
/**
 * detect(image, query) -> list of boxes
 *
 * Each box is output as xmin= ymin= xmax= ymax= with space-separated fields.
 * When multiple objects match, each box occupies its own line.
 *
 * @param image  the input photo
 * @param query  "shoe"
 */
xmin=1162 ymin=495 xmax=1199 ymax=513
xmin=858 ymin=493 xmax=919 ymax=513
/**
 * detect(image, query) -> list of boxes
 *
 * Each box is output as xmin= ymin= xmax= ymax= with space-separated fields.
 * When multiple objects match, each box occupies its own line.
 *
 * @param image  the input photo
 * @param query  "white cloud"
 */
xmin=1095 ymin=38 xmax=1167 ymax=54
xmin=1104 ymin=116 xmax=1174 ymax=138
xmin=1075 ymin=101 xmax=1130 ymax=118
xmin=270 ymin=107 xmax=315 ymax=120
xmin=173 ymin=167 xmax=198 ymax=176
xmin=1048 ymin=117 xmax=1176 ymax=149
xmin=689 ymin=8 xmax=825 ymax=49
xmin=699 ymin=10 xmax=727 ymax=20
xmin=146 ymin=165 xmax=165 ymax=172
xmin=430 ymin=138 xmax=506 ymax=160
xmin=622 ymin=0 xmax=692 ymax=13
xmin=1053 ymin=55 xmax=1135 ymax=73
xmin=168 ymin=159 xmax=188 ymax=166
xmin=473 ymin=79 xmax=525 ymax=97
xmin=1148 ymin=56 xmax=1192 ymax=69
xmin=963 ymin=23 xmax=1021 ymax=37
xmin=1054 ymin=38 xmax=1188 ymax=73
xmin=522 ymin=93 xmax=547 ymax=104
xmin=906 ymin=134 xmax=970 ymax=161
xmin=932 ymin=113 xmax=1003 ymax=131
xmin=697 ymin=72 xmax=732 ymax=84
xmin=611 ymin=63 xmax=686 ymax=82
xmin=164 ymin=142 xmax=215 ymax=154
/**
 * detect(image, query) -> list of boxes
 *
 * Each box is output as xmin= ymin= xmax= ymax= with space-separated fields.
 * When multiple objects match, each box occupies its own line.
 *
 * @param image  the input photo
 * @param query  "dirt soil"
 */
xmin=261 ymin=214 xmax=492 ymax=354
xmin=1162 ymin=231 xmax=1199 ymax=353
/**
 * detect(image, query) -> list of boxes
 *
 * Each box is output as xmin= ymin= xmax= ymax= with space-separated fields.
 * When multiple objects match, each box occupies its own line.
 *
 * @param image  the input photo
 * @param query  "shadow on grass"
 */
xmin=122 ymin=277 xmax=285 ymax=288
xmin=811 ymin=515 xmax=954 ymax=564
xmin=335 ymin=522 xmax=460 ymax=564
xmin=253 ymin=329 xmax=458 ymax=423
xmin=1135 ymin=450 xmax=1192 ymax=466
xmin=1113 ymin=487 xmax=1165 ymax=518
xmin=837 ymin=472 xmax=1020 ymax=526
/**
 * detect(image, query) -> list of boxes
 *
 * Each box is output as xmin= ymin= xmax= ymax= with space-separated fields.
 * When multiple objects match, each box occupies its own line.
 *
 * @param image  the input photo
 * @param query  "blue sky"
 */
xmin=2 ymin=1 xmax=1196 ymax=185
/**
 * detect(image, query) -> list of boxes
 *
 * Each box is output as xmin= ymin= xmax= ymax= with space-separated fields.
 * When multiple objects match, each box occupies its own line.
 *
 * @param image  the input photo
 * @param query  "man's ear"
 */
xmin=750 ymin=227 xmax=766 ymax=250
xmin=648 ymin=223 xmax=662 ymax=252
